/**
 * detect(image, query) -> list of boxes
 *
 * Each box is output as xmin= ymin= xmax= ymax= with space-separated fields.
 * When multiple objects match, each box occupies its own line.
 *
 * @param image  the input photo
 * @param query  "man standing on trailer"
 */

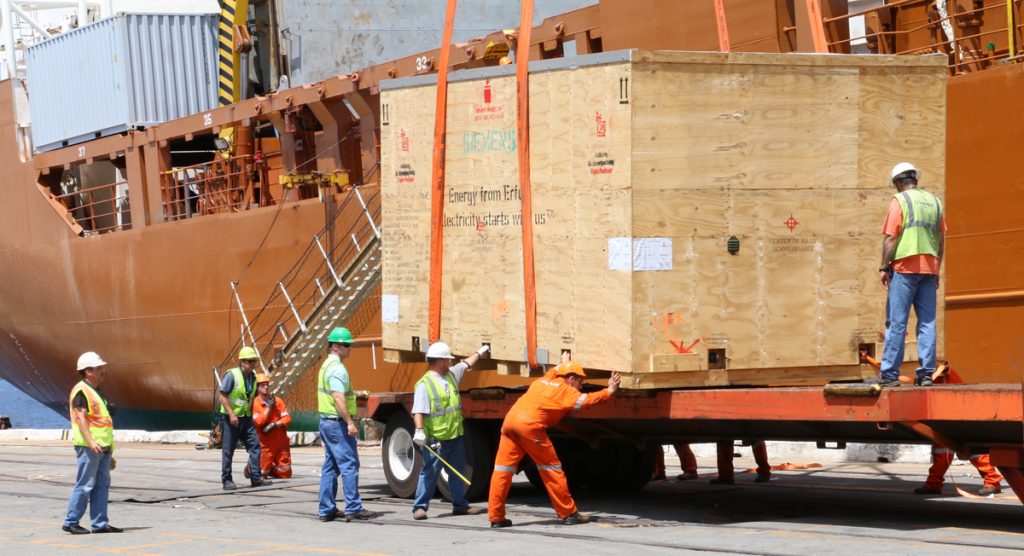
xmin=410 ymin=341 xmax=490 ymax=520
xmin=878 ymin=162 xmax=946 ymax=387
xmin=317 ymin=327 xmax=377 ymax=522
xmin=488 ymin=357 xmax=621 ymax=528
xmin=219 ymin=347 xmax=270 ymax=490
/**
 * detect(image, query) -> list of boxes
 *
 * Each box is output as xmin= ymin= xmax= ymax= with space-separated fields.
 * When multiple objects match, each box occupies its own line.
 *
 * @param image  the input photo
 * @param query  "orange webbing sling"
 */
xmin=427 ymin=0 xmax=459 ymax=343
xmin=516 ymin=0 xmax=540 ymax=370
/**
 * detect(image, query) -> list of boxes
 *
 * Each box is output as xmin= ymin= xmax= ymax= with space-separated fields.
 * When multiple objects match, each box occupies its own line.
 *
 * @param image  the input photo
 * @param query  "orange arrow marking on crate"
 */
xmin=669 ymin=338 xmax=701 ymax=354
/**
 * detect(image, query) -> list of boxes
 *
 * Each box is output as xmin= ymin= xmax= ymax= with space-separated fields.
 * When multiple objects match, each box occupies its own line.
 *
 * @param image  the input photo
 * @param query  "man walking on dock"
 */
xmin=63 ymin=351 xmax=122 ymax=534
xmin=219 ymin=347 xmax=270 ymax=490
xmin=317 ymin=327 xmax=377 ymax=522
xmin=878 ymin=162 xmax=946 ymax=387
xmin=488 ymin=357 xmax=620 ymax=527
xmin=410 ymin=341 xmax=489 ymax=520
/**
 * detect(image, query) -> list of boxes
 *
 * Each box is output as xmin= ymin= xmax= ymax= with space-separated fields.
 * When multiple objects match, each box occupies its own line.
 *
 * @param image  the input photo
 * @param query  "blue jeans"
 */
xmin=318 ymin=419 xmax=363 ymax=516
xmin=64 ymin=446 xmax=112 ymax=530
xmin=414 ymin=436 xmax=469 ymax=513
xmin=881 ymin=272 xmax=937 ymax=381
xmin=221 ymin=414 xmax=262 ymax=485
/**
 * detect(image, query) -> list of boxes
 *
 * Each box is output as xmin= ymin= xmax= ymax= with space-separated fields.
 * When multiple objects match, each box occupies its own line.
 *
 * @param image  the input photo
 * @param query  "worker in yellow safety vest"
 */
xmin=410 ymin=341 xmax=490 ymax=520
xmin=218 ymin=346 xmax=271 ymax=490
xmin=316 ymin=327 xmax=377 ymax=522
xmin=877 ymin=162 xmax=946 ymax=388
xmin=62 ymin=351 xmax=123 ymax=535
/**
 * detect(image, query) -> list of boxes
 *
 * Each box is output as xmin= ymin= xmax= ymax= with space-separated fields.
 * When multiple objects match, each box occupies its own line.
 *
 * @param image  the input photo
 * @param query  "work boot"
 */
xmin=561 ymin=512 xmax=590 ymax=525
xmin=453 ymin=506 xmax=486 ymax=516
xmin=61 ymin=524 xmax=90 ymax=535
xmin=709 ymin=477 xmax=735 ymax=485
xmin=490 ymin=519 xmax=513 ymax=528
xmin=978 ymin=486 xmax=1001 ymax=496
xmin=914 ymin=486 xmax=941 ymax=495
xmin=319 ymin=508 xmax=340 ymax=522
xmin=877 ymin=377 xmax=901 ymax=387
xmin=346 ymin=509 xmax=378 ymax=521
xmin=222 ymin=481 xmax=237 ymax=491
xmin=915 ymin=376 xmax=934 ymax=387
xmin=412 ymin=508 xmax=428 ymax=520
xmin=676 ymin=472 xmax=698 ymax=481
xmin=91 ymin=525 xmax=123 ymax=533
xmin=251 ymin=478 xmax=273 ymax=488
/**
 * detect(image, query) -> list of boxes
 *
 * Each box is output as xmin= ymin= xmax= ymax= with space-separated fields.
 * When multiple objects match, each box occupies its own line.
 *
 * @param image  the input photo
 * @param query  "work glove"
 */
xmin=608 ymin=371 xmax=621 ymax=394
xmin=476 ymin=345 xmax=490 ymax=357
xmin=262 ymin=423 xmax=276 ymax=434
xmin=413 ymin=428 xmax=427 ymax=447
xmin=109 ymin=457 xmax=117 ymax=471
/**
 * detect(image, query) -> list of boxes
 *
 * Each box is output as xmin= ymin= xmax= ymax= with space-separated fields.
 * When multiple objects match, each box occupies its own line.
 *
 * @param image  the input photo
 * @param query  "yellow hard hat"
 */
xmin=255 ymin=373 xmax=271 ymax=384
xmin=555 ymin=360 xmax=586 ymax=378
xmin=238 ymin=346 xmax=260 ymax=360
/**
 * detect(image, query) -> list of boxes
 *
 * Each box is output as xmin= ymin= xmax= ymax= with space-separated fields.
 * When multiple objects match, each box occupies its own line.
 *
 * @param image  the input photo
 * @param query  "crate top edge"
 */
xmin=380 ymin=49 xmax=948 ymax=92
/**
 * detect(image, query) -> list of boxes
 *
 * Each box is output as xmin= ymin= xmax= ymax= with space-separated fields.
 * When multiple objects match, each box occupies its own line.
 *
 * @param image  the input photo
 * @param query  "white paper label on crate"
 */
xmin=633 ymin=238 xmax=673 ymax=270
xmin=381 ymin=294 xmax=399 ymax=323
xmin=608 ymin=238 xmax=632 ymax=270
xmin=608 ymin=238 xmax=673 ymax=271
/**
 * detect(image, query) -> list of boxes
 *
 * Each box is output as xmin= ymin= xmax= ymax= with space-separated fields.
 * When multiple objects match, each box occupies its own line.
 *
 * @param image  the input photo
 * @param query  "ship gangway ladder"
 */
xmin=215 ymin=184 xmax=382 ymax=398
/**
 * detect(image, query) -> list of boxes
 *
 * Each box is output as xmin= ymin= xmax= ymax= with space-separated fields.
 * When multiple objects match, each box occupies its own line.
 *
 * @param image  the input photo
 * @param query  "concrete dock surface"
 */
xmin=1 ymin=440 xmax=1022 ymax=555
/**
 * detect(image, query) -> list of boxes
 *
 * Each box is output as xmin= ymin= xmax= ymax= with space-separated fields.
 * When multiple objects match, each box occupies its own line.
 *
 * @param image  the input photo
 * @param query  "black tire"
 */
xmin=586 ymin=442 xmax=657 ymax=493
xmin=437 ymin=420 xmax=496 ymax=502
xmin=519 ymin=436 xmax=589 ymax=494
xmin=521 ymin=459 xmax=544 ymax=491
xmin=382 ymin=411 xmax=422 ymax=499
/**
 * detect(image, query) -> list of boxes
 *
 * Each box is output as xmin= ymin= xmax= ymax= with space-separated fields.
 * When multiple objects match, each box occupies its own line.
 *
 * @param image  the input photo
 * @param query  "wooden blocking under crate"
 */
xmin=380 ymin=49 xmax=947 ymax=388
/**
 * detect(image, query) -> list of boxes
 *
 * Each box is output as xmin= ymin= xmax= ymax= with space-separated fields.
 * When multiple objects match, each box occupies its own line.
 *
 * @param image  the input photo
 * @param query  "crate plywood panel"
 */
xmin=381 ymin=50 xmax=947 ymax=387
xmin=381 ymin=85 xmax=434 ymax=352
xmin=631 ymin=63 xmax=860 ymax=192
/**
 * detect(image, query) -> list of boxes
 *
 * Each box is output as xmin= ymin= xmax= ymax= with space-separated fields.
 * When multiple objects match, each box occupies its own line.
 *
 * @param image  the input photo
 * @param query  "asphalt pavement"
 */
xmin=1 ymin=441 xmax=1021 ymax=555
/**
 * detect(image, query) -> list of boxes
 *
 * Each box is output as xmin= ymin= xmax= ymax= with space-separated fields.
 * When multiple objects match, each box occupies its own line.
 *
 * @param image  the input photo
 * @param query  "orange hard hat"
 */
xmin=555 ymin=360 xmax=586 ymax=378
xmin=256 ymin=373 xmax=271 ymax=384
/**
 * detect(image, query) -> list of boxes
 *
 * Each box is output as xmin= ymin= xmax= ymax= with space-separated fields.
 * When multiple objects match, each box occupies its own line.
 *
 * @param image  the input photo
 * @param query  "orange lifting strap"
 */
xmin=804 ymin=0 xmax=829 ymax=53
xmin=712 ymin=0 xmax=731 ymax=52
xmin=516 ymin=0 xmax=541 ymax=370
xmin=427 ymin=0 xmax=459 ymax=343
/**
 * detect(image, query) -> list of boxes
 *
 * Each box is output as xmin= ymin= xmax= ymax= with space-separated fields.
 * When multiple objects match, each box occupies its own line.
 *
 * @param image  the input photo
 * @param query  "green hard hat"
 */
xmin=238 ymin=346 xmax=260 ymax=360
xmin=328 ymin=327 xmax=355 ymax=344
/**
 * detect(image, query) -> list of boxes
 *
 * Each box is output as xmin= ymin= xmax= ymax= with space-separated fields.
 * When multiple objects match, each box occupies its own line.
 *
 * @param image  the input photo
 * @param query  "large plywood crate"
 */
xmin=380 ymin=50 xmax=947 ymax=389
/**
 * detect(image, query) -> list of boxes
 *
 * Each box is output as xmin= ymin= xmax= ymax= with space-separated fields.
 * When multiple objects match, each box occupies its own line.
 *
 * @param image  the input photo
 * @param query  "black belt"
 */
xmin=321 ymin=415 xmax=340 ymax=421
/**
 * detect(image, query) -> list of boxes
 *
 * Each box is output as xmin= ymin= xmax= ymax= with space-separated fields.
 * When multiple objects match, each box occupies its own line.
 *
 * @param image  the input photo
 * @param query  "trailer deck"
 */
xmin=369 ymin=383 xmax=1024 ymax=506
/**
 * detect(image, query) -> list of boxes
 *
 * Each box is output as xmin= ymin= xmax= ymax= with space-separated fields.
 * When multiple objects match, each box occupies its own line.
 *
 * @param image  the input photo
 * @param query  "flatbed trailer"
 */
xmin=368 ymin=383 xmax=1024 ymax=507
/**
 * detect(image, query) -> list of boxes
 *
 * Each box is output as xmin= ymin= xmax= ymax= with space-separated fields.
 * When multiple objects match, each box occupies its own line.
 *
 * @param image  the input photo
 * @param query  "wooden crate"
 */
xmin=380 ymin=50 xmax=947 ymax=389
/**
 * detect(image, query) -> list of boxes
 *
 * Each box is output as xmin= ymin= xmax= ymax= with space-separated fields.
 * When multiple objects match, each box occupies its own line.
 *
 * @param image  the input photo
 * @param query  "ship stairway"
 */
xmin=215 ymin=184 xmax=382 ymax=398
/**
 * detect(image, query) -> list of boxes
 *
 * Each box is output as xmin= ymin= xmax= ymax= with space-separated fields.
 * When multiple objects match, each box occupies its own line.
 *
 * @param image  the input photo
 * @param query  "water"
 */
xmin=0 ymin=379 xmax=69 ymax=429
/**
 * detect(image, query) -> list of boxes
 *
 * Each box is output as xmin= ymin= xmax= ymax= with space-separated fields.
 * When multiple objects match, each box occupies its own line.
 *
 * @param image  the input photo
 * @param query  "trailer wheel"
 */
xmin=382 ymin=411 xmax=422 ymax=498
xmin=587 ymin=442 xmax=657 ymax=493
xmin=437 ymin=420 xmax=495 ymax=502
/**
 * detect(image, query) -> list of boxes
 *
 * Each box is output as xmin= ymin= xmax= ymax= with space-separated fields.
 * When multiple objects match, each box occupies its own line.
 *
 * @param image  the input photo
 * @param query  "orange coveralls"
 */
xmin=488 ymin=369 xmax=612 ymax=522
xmin=924 ymin=447 xmax=1002 ymax=492
xmin=252 ymin=394 xmax=292 ymax=478
xmin=922 ymin=370 xmax=1002 ymax=492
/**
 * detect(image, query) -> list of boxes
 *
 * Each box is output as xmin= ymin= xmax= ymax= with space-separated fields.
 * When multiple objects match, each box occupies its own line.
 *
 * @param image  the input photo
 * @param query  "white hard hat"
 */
xmin=425 ymin=341 xmax=455 ymax=360
xmin=890 ymin=162 xmax=919 ymax=182
xmin=76 ymin=351 xmax=107 ymax=371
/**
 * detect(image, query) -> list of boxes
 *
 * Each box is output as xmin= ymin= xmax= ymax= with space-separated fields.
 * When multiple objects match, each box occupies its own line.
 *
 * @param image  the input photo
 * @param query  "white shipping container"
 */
xmin=27 ymin=13 xmax=218 ymax=153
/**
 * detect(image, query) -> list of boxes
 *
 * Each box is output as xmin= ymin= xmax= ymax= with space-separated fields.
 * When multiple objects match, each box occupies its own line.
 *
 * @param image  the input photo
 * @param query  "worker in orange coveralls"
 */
xmin=914 ymin=366 xmax=1001 ymax=496
xmin=488 ymin=357 xmax=621 ymax=528
xmin=250 ymin=373 xmax=293 ymax=479
xmin=712 ymin=440 xmax=771 ymax=484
